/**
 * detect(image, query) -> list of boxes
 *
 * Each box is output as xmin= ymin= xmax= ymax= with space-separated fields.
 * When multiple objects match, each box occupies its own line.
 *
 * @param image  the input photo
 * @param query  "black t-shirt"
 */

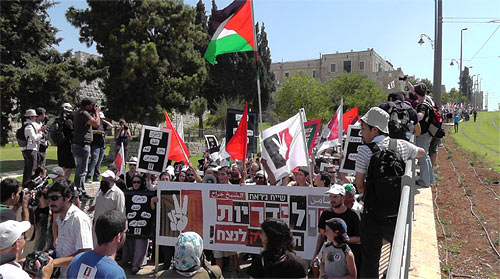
xmin=62 ymin=118 xmax=74 ymax=143
xmin=115 ymin=178 xmax=127 ymax=192
xmin=379 ymin=101 xmax=419 ymax=124
xmin=73 ymin=109 xmax=93 ymax=145
xmin=247 ymin=253 xmax=308 ymax=278
xmin=318 ymin=208 xmax=360 ymax=238
xmin=91 ymin=122 xmax=111 ymax=147
xmin=416 ymin=102 xmax=432 ymax=133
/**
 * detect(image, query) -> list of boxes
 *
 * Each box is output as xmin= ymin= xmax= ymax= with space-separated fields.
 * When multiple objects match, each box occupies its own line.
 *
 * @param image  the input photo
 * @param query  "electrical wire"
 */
xmin=470 ymin=25 xmax=500 ymax=62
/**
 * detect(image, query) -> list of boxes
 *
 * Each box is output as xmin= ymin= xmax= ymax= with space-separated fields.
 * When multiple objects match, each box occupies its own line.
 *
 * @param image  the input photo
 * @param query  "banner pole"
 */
xmin=154 ymin=244 xmax=159 ymax=277
xmin=250 ymin=0 xmax=264 ymax=142
xmin=299 ymin=108 xmax=314 ymax=186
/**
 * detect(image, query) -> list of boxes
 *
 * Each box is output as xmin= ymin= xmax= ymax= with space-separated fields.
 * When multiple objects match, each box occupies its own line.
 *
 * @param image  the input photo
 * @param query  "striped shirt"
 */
xmin=56 ymin=204 xmax=93 ymax=258
xmin=355 ymin=135 xmax=419 ymax=175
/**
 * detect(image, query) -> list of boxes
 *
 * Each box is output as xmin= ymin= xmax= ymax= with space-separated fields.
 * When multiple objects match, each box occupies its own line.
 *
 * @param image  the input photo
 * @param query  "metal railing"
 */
xmin=386 ymin=156 xmax=416 ymax=279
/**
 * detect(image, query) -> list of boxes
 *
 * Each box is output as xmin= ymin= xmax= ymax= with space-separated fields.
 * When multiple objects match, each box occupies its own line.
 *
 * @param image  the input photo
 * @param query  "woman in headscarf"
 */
xmin=164 ymin=231 xmax=223 ymax=279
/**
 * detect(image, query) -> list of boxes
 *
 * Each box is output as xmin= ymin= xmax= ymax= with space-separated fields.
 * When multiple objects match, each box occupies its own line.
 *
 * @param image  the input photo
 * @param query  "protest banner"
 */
xmin=205 ymin=135 xmax=219 ymax=152
xmin=340 ymin=125 xmax=363 ymax=174
xmin=226 ymin=109 xmax=258 ymax=154
xmin=125 ymin=190 xmax=156 ymax=238
xmin=137 ymin=125 xmax=171 ymax=174
xmin=304 ymin=118 xmax=321 ymax=155
xmin=155 ymin=182 xmax=330 ymax=260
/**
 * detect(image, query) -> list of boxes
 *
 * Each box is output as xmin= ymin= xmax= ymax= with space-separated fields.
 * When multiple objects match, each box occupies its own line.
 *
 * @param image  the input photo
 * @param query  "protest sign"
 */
xmin=304 ymin=118 xmax=321 ymax=155
xmin=155 ymin=182 xmax=330 ymax=260
xmin=340 ymin=125 xmax=363 ymax=174
xmin=226 ymin=109 xmax=258 ymax=154
xmin=125 ymin=190 xmax=156 ymax=238
xmin=137 ymin=125 xmax=171 ymax=174
xmin=205 ymin=135 xmax=219 ymax=151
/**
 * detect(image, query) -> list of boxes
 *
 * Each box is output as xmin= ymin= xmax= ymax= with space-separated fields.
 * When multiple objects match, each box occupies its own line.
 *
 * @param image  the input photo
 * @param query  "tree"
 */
xmin=274 ymin=72 xmax=327 ymax=120
xmin=189 ymin=97 xmax=207 ymax=136
xmin=0 ymin=1 xmax=93 ymax=145
xmin=67 ymin=0 xmax=208 ymax=125
xmin=205 ymin=97 xmax=246 ymax=129
xmin=323 ymin=72 xmax=386 ymax=116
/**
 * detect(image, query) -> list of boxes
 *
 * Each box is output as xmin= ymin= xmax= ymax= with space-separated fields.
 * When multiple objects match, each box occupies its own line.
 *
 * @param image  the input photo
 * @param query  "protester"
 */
xmin=379 ymin=91 xmax=421 ymax=139
xmin=313 ymin=184 xmax=362 ymax=276
xmin=0 ymin=178 xmax=29 ymax=222
xmin=313 ymin=171 xmax=331 ymax=187
xmin=473 ymin=109 xmax=477 ymax=122
xmin=429 ymin=137 xmax=441 ymax=167
xmin=35 ymin=107 xmax=49 ymax=168
xmin=414 ymin=84 xmax=435 ymax=187
xmin=22 ymin=109 xmax=46 ymax=184
xmin=115 ymin=118 xmax=132 ymax=160
xmin=254 ymin=170 xmax=268 ymax=186
xmin=454 ymin=112 xmax=460 ymax=133
xmin=86 ymin=111 xmax=113 ymax=183
xmin=57 ymin=103 xmax=76 ymax=179
xmin=66 ymin=210 xmax=127 ymax=279
xmin=354 ymin=107 xmax=424 ymax=278
xmin=247 ymin=218 xmax=308 ymax=278
xmin=164 ymin=232 xmax=222 ymax=279
xmin=0 ymin=220 xmax=54 ymax=279
xmin=108 ymin=163 xmax=128 ymax=192
xmin=287 ymin=166 xmax=310 ymax=186
xmin=229 ymin=164 xmax=242 ymax=184
xmin=47 ymin=180 xmax=93 ymax=275
xmin=344 ymin=184 xmax=362 ymax=220
xmin=320 ymin=218 xmax=357 ymax=279
xmin=121 ymin=174 xmax=149 ymax=274
xmin=245 ymin=163 xmax=260 ymax=185
xmin=72 ymin=97 xmax=101 ymax=197
xmin=124 ymin=156 xmax=139 ymax=188
xmin=215 ymin=166 xmax=231 ymax=185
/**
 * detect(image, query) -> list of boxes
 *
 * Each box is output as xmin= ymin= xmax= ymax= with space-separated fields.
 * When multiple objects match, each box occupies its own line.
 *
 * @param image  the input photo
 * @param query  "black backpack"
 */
xmin=48 ymin=118 xmax=66 ymax=146
xmin=386 ymin=101 xmax=411 ymax=140
xmin=15 ymin=123 xmax=34 ymax=147
xmin=363 ymin=139 xmax=406 ymax=221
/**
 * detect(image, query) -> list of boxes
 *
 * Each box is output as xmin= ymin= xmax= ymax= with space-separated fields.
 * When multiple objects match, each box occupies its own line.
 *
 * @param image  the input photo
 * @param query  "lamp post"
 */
xmin=459 ymin=28 xmax=468 ymax=100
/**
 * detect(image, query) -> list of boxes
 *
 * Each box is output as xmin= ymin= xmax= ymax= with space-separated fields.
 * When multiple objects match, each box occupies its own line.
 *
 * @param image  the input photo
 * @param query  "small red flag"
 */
xmin=114 ymin=142 xmax=126 ymax=177
xmin=165 ymin=112 xmax=190 ymax=163
xmin=343 ymin=107 xmax=359 ymax=133
xmin=225 ymin=102 xmax=248 ymax=161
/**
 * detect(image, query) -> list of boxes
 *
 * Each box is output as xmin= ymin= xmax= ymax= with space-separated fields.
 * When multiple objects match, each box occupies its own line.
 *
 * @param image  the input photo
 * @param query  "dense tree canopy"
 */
xmin=67 ymin=0 xmax=208 ymax=125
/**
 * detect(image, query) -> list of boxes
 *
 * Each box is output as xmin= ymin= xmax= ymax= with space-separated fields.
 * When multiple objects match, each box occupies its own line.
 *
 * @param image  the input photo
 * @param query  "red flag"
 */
xmin=226 ymin=102 xmax=248 ymax=161
xmin=165 ymin=112 xmax=190 ymax=163
xmin=114 ymin=142 xmax=126 ymax=177
xmin=343 ymin=107 xmax=359 ymax=133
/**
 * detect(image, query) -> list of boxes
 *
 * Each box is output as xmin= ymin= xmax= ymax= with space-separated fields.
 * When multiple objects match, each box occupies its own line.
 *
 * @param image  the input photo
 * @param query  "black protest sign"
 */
xmin=125 ymin=190 xmax=156 ymax=238
xmin=226 ymin=109 xmax=258 ymax=154
xmin=205 ymin=135 xmax=219 ymax=153
xmin=340 ymin=125 xmax=363 ymax=174
xmin=137 ymin=125 xmax=171 ymax=174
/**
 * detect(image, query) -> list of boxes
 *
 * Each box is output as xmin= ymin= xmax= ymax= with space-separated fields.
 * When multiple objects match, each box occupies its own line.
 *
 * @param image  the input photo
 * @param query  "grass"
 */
xmin=450 ymin=111 xmax=500 ymax=172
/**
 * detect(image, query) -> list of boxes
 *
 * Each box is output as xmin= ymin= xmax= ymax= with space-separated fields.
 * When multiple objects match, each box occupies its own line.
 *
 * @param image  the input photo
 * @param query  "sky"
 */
xmin=47 ymin=0 xmax=500 ymax=111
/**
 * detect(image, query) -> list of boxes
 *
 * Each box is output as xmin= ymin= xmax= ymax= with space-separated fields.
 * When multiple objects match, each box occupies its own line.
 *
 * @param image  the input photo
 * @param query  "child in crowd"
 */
xmin=320 ymin=218 xmax=357 ymax=279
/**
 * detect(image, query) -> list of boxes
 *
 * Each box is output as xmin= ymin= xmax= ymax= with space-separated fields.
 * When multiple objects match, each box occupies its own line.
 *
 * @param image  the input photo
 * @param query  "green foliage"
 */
xmin=442 ymin=88 xmax=461 ymax=104
xmin=274 ymin=72 xmax=327 ymax=120
xmin=0 ymin=1 xmax=97 ymax=146
xmin=67 ymin=0 xmax=208 ymax=125
xmin=189 ymin=97 xmax=207 ymax=132
xmin=205 ymin=97 xmax=245 ymax=129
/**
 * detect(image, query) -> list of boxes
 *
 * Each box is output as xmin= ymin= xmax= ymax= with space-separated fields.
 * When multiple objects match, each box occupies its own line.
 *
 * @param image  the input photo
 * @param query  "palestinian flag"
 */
xmin=204 ymin=0 xmax=255 ymax=64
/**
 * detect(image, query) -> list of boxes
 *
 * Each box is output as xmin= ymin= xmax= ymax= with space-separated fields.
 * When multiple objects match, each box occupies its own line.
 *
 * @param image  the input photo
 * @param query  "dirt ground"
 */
xmin=433 ymin=130 xmax=500 ymax=278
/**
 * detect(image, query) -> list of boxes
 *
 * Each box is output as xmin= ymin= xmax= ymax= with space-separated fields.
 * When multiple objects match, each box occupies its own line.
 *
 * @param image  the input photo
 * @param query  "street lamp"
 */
xmin=459 ymin=28 xmax=468 ymax=100
xmin=418 ymin=34 xmax=434 ymax=49
xmin=449 ymin=59 xmax=459 ymax=67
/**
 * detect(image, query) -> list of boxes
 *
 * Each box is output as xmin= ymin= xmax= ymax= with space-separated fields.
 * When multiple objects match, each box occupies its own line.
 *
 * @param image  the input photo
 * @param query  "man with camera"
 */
xmin=0 ymin=178 xmax=29 ymax=222
xmin=35 ymin=107 xmax=49 ymax=168
xmin=22 ymin=109 xmax=47 ymax=184
xmin=73 ymin=98 xmax=101 ymax=198
xmin=114 ymin=119 xmax=131 ymax=160
xmin=0 ymin=220 xmax=54 ymax=279
xmin=47 ymin=180 xmax=93 ymax=276
xmin=66 ymin=210 xmax=127 ymax=279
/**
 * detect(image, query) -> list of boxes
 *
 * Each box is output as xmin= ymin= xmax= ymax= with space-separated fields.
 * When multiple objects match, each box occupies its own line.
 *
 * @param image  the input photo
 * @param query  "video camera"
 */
xmin=23 ymin=249 xmax=55 ymax=276
xmin=22 ymin=176 xmax=49 ymax=207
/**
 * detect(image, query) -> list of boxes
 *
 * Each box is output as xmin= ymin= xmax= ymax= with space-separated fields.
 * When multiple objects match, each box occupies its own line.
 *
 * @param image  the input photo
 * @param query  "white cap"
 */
xmin=99 ymin=111 xmax=105 ymax=118
xmin=128 ymin=156 xmax=138 ymax=165
xmin=0 ymin=220 xmax=31 ymax=249
xmin=166 ymin=165 xmax=175 ymax=177
xmin=325 ymin=184 xmax=346 ymax=196
xmin=101 ymin=169 xmax=116 ymax=180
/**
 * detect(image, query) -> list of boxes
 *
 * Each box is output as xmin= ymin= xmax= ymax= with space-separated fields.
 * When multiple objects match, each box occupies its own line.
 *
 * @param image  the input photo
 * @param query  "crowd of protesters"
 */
xmin=2 ymin=80 xmax=469 ymax=279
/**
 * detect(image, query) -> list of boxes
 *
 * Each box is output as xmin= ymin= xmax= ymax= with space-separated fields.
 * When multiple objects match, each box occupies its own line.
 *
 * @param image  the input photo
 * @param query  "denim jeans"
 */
xmin=416 ymin=132 xmax=434 ymax=187
xmin=72 ymin=143 xmax=90 ymax=189
xmin=87 ymin=145 xmax=105 ymax=181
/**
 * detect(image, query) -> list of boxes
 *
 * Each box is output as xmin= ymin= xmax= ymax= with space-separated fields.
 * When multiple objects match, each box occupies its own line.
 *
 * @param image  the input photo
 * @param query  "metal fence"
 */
xmin=386 ymin=155 xmax=416 ymax=278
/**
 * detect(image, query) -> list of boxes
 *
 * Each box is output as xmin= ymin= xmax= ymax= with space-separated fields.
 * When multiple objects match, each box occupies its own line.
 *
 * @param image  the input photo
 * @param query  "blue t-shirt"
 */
xmin=67 ymin=250 xmax=126 ymax=279
xmin=454 ymin=115 xmax=459 ymax=123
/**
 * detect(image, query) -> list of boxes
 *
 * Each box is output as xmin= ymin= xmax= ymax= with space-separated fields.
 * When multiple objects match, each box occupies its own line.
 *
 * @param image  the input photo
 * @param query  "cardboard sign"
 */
xmin=137 ymin=125 xmax=171 ymax=174
xmin=125 ymin=190 xmax=156 ymax=238
xmin=226 ymin=109 xmax=258 ymax=154
xmin=304 ymin=118 xmax=321 ymax=155
xmin=340 ymin=125 xmax=363 ymax=174
xmin=155 ymin=182 xmax=330 ymax=260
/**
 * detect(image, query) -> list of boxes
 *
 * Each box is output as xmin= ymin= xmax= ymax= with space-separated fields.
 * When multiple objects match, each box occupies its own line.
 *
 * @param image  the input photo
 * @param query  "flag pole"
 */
xmin=338 ymin=98 xmax=343 ymax=148
xmin=299 ymin=108 xmax=314 ymax=186
xmin=250 ymin=0 xmax=264 ymax=141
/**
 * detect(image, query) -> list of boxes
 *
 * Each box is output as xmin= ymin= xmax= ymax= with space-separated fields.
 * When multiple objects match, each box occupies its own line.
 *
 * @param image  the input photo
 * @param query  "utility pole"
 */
xmin=433 ymin=0 xmax=443 ymax=107
xmin=459 ymin=27 xmax=468 ymax=101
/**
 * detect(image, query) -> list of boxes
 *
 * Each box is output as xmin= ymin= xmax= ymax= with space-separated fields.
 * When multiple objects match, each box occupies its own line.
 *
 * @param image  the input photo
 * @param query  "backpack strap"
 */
xmin=366 ymin=142 xmax=379 ymax=154
xmin=388 ymin=138 xmax=398 ymax=152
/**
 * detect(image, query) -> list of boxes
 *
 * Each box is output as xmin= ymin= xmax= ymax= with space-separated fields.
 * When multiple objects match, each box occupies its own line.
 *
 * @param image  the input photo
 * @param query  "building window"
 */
xmin=374 ymin=62 xmax=379 ymax=72
xmin=284 ymin=72 xmax=290 ymax=78
xmin=359 ymin=61 xmax=365 ymax=71
xmin=343 ymin=60 xmax=352 ymax=73
xmin=329 ymin=64 xmax=336 ymax=73
xmin=312 ymin=70 xmax=316 ymax=78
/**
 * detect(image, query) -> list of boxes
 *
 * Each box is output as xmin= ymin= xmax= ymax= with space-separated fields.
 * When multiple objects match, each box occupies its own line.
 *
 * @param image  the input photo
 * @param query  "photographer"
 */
xmin=0 ymin=220 xmax=54 ymax=279
xmin=35 ymin=107 xmax=49 ymax=168
xmin=73 ymin=98 xmax=100 ymax=198
xmin=114 ymin=118 xmax=131 ymax=160
xmin=56 ymin=103 xmax=76 ymax=180
xmin=0 ymin=178 xmax=29 ymax=222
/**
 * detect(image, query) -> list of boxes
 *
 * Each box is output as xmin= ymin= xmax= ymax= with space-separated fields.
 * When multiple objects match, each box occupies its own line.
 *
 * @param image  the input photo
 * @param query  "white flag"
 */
xmin=387 ymin=80 xmax=395 ymax=89
xmin=261 ymin=111 xmax=308 ymax=180
xmin=177 ymin=115 xmax=184 ymax=141
xmin=317 ymin=99 xmax=343 ymax=154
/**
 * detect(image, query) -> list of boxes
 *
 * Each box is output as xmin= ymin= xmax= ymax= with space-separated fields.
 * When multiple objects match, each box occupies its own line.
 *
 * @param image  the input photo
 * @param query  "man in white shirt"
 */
xmin=22 ymin=109 xmax=46 ymax=183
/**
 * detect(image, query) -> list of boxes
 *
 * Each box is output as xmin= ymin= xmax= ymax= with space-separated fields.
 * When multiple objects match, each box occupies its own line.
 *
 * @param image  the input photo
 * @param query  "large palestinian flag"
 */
xmin=204 ymin=0 xmax=255 ymax=64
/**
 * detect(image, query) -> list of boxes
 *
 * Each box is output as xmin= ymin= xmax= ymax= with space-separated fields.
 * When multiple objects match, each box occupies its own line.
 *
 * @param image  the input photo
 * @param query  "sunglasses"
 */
xmin=186 ymin=174 xmax=194 ymax=177
xmin=47 ymin=194 xmax=63 ymax=201
xmin=132 ymin=181 xmax=141 ymax=184
xmin=255 ymin=176 xmax=265 ymax=180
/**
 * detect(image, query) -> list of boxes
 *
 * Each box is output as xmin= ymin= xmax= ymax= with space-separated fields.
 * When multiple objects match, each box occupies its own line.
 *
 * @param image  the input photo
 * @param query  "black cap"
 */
xmin=80 ymin=97 xmax=97 ymax=107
